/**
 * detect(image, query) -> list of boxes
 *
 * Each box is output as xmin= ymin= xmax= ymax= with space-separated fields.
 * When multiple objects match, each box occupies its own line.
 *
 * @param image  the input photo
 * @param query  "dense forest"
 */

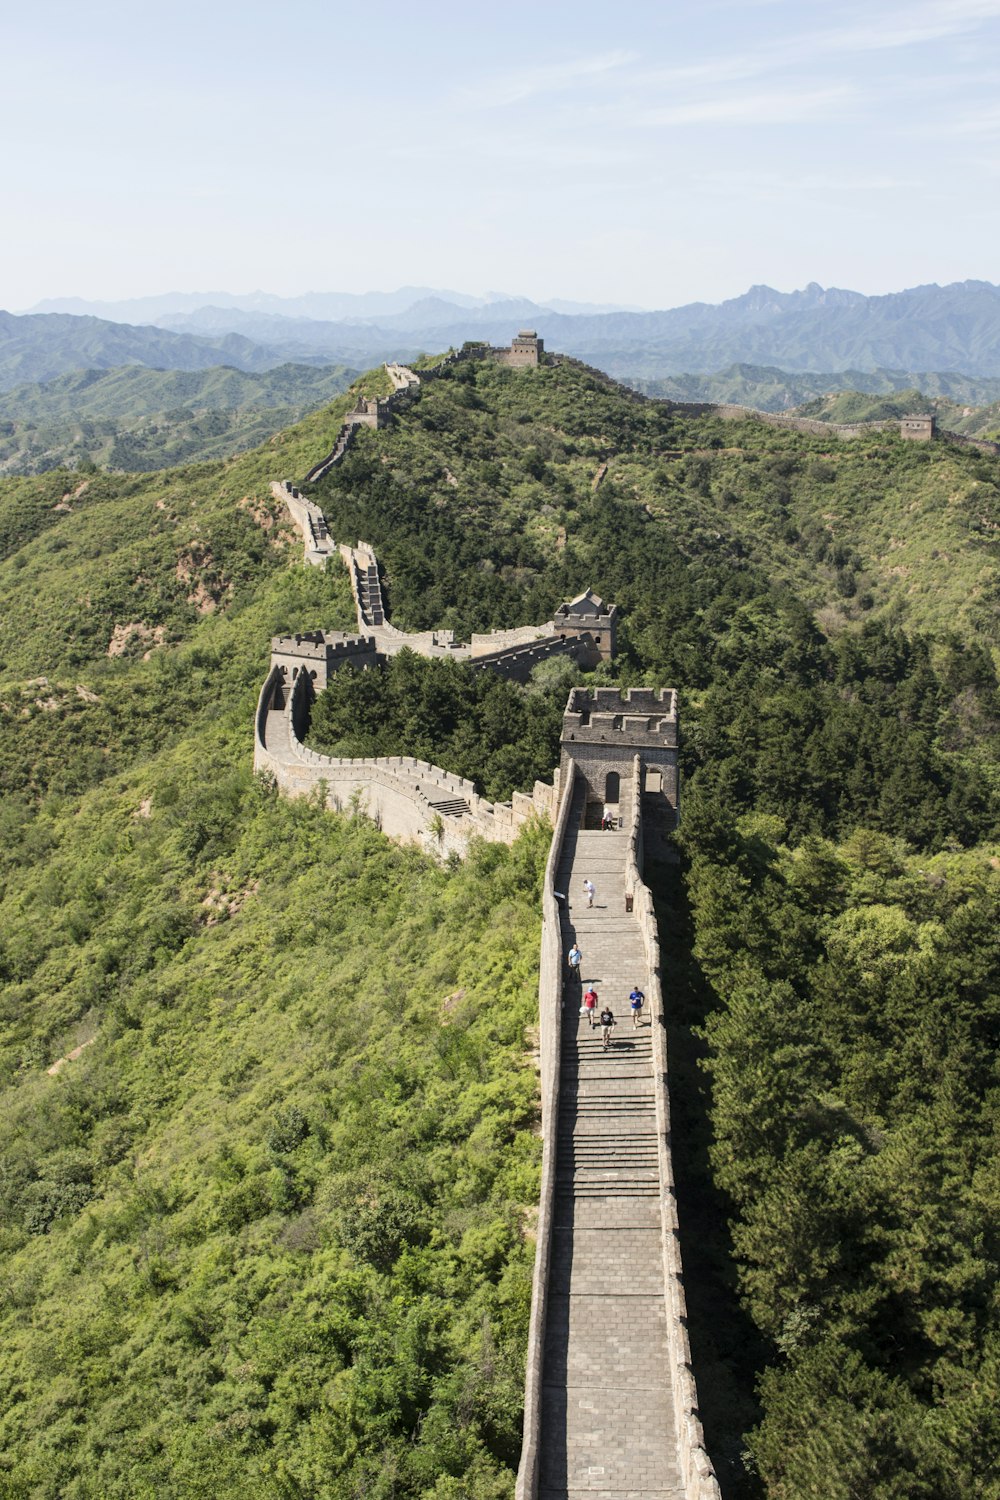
xmin=1 ymin=352 xmax=998 ymax=1495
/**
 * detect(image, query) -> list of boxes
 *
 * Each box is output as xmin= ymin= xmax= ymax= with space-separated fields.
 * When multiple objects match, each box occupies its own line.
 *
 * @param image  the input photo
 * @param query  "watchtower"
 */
xmin=560 ymin=686 xmax=678 ymax=828
xmin=552 ymin=589 xmax=617 ymax=663
xmin=900 ymin=413 xmax=936 ymax=442
xmin=269 ymin=631 xmax=378 ymax=695
xmin=504 ymin=330 xmax=544 ymax=367
xmin=346 ymin=396 xmax=388 ymax=429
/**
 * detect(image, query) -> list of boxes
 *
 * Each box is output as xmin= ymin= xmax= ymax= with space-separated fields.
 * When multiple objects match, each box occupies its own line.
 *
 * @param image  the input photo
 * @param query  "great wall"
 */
xmin=254 ymin=333 xmax=1000 ymax=1497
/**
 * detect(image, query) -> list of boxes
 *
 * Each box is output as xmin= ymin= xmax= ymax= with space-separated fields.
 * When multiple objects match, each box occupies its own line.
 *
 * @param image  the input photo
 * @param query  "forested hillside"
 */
xmin=1 ymin=353 xmax=999 ymax=1496
xmin=0 ymin=363 xmax=357 ymax=475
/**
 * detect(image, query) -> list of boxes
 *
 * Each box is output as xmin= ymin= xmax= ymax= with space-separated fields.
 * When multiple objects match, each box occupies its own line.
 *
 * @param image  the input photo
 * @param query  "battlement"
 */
xmin=270 ymin=630 xmax=378 ymax=691
xmin=560 ymin=687 xmax=679 ymax=826
xmin=562 ymin=687 xmax=677 ymax=745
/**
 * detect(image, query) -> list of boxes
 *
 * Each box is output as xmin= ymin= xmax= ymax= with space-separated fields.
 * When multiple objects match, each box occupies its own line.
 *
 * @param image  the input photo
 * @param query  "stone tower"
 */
xmin=552 ymin=589 xmax=617 ymax=663
xmin=560 ymin=686 xmax=678 ymax=830
xmin=900 ymin=413 xmax=936 ymax=442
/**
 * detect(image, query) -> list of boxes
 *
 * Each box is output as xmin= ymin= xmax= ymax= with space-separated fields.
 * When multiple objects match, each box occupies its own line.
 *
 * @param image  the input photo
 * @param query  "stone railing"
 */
xmin=514 ymin=759 xmax=576 ymax=1500
xmin=625 ymin=755 xmax=721 ymax=1500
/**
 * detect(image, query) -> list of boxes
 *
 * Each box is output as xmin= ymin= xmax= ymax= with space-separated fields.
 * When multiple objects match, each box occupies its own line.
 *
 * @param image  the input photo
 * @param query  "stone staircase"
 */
xmin=426 ymin=795 xmax=472 ymax=819
xmin=539 ymin=793 xmax=684 ymax=1500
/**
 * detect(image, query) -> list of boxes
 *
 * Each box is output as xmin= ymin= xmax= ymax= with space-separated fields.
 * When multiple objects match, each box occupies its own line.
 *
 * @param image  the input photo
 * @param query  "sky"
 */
xmin=3 ymin=0 xmax=1000 ymax=312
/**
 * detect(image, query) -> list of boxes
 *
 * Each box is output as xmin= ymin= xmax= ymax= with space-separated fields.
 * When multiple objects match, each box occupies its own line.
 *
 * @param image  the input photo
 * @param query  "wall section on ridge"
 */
xmin=254 ymin=667 xmax=559 ymax=859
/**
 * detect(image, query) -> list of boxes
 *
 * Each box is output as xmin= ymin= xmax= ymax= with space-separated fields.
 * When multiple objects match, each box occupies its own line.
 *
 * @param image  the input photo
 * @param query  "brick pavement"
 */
xmin=538 ymin=816 xmax=685 ymax=1497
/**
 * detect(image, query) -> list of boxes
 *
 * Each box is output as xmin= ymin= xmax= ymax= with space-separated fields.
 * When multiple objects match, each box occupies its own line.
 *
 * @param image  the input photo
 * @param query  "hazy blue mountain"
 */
xmin=0 ymin=311 xmax=338 ymax=391
xmin=26 ymin=288 xmax=640 ymax=326
xmin=153 ymin=279 xmax=1000 ymax=378
xmin=13 ymin=280 xmax=1000 ymax=392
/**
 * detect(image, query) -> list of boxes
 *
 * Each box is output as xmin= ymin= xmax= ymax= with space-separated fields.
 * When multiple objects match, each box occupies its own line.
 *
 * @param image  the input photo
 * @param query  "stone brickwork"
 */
xmin=553 ymin=589 xmax=617 ymax=663
xmin=900 ymin=413 xmax=936 ymax=441
xmin=268 ymin=630 xmax=378 ymax=695
xmin=274 ymin=481 xmax=336 ymax=567
xmin=515 ymin=740 xmax=720 ymax=1499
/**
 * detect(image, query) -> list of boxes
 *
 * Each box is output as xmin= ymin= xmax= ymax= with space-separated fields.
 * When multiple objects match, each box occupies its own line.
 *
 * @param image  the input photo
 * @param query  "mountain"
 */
xmin=0 ymin=361 xmax=357 ymax=474
xmin=27 ymin=288 xmax=639 ymax=326
xmin=23 ymin=280 xmax=1000 ymax=388
xmin=628 ymin=363 xmax=1000 ymax=413
xmin=1 ymin=351 xmax=999 ymax=1497
xmin=135 ymin=279 xmax=1000 ymax=380
xmin=0 ymin=310 xmax=348 ymax=391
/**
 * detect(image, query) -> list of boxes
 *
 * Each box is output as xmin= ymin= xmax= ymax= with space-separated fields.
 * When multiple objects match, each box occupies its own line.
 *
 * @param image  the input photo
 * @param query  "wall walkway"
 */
xmin=516 ymin=759 xmax=719 ymax=1499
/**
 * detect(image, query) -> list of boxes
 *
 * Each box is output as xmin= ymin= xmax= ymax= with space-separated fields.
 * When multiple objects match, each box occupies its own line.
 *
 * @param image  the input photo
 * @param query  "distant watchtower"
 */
xmin=553 ymin=589 xmax=617 ymax=662
xmin=499 ymin=330 xmax=544 ymax=367
xmin=560 ymin=686 xmax=678 ymax=830
xmin=900 ymin=413 xmax=936 ymax=442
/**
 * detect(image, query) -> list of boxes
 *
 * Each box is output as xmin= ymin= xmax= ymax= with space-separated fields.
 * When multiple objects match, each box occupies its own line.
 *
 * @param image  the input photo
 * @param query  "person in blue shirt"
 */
xmin=629 ymin=986 xmax=645 ymax=1027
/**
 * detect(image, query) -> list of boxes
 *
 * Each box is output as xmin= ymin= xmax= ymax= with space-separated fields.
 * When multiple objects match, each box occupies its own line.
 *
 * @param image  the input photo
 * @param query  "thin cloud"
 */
xmin=458 ymin=50 xmax=636 ymax=109
xmin=640 ymin=85 xmax=855 ymax=128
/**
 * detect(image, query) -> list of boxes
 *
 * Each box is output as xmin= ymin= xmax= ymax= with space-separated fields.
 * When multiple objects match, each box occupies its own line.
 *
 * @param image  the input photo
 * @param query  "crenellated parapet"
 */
xmin=269 ymin=630 xmax=378 ymax=694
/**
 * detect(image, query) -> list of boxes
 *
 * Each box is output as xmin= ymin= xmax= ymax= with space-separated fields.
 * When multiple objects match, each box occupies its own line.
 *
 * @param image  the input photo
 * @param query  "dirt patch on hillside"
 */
xmin=107 ymin=622 xmax=166 ymax=657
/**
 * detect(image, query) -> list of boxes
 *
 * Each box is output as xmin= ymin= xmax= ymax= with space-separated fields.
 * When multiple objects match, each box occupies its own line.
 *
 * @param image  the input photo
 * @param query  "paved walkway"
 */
xmin=540 ymin=796 xmax=684 ymax=1499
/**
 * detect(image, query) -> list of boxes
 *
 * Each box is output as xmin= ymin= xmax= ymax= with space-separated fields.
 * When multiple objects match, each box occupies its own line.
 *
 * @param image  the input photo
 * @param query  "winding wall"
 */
xmin=254 ymin=668 xmax=559 ymax=858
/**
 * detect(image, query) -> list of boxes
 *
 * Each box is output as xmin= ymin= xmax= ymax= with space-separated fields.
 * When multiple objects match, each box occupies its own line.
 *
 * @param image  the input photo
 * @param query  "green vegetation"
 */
xmin=0 ymin=362 xmax=357 ymax=474
xmin=630 ymin=363 xmax=1000 ymax=416
xmin=307 ymin=651 xmax=567 ymax=802
xmin=1 ymin=348 xmax=1000 ymax=1495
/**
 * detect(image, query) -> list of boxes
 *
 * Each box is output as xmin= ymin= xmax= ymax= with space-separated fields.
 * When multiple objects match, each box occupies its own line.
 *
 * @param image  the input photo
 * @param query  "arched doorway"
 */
xmin=605 ymin=771 xmax=620 ymax=805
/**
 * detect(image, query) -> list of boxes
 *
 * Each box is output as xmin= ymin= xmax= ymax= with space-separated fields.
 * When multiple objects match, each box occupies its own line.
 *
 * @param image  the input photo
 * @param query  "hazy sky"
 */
xmin=4 ymin=0 xmax=1000 ymax=311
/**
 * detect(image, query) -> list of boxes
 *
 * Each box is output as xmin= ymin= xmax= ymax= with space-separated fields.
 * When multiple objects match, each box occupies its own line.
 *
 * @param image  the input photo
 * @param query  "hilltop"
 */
xmin=1 ymin=351 xmax=999 ymax=1497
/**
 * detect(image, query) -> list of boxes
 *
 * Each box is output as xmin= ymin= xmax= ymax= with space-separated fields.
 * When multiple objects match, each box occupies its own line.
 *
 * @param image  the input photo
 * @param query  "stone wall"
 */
xmin=254 ymin=667 xmax=559 ymax=859
xmin=470 ymin=621 xmax=556 ymax=655
xmin=624 ymin=756 xmax=721 ymax=1500
xmin=466 ymin=631 xmax=596 ymax=684
xmin=273 ymin=481 xmax=337 ymax=567
xmin=513 ymin=759 xmax=576 ymax=1500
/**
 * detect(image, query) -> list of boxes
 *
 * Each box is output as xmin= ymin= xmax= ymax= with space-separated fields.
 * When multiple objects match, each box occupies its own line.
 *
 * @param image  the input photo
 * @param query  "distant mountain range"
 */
xmin=11 ymin=279 xmax=1000 ymax=383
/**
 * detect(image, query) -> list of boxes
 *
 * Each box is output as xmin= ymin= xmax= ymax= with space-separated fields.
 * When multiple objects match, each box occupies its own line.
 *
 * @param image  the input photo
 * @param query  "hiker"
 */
xmin=600 ymin=1005 xmax=617 ymax=1048
xmin=567 ymin=943 xmax=582 ymax=981
xmin=582 ymin=878 xmax=595 ymax=908
xmin=582 ymin=987 xmax=599 ymax=1026
xmin=629 ymin=985 xmax=645 ymax=1027
xmin=602 ymin=806 xmax=615 ymax=831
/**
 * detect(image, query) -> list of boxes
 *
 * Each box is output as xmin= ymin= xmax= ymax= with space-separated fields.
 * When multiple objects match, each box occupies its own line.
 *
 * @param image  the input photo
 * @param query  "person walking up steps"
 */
xmin=629 ymin=985 xmax=645 ymax=1027
xmin=582 ymin=878 xmax=595 ymax=908
xmin=582 ymin=987 xmax=599 ymax=1026
xmin=567 ymin=943 xmax=582 ymax=983
xmin=600 ymin=1005 xmax=616 ymax=1049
